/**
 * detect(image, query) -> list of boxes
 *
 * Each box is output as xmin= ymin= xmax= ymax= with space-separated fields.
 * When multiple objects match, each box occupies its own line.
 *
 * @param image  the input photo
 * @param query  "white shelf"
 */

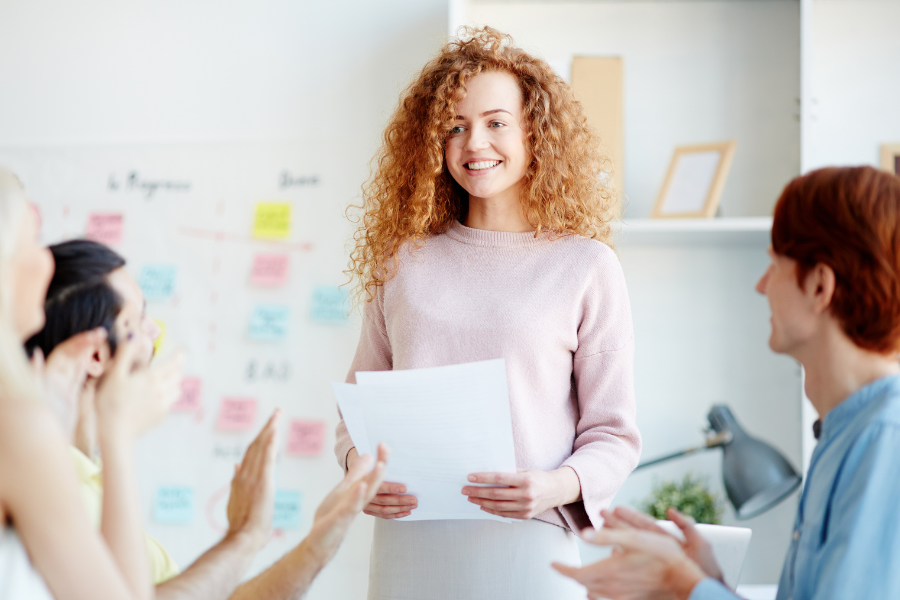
xmin=613 ymin=217 xmax=773 ymax=246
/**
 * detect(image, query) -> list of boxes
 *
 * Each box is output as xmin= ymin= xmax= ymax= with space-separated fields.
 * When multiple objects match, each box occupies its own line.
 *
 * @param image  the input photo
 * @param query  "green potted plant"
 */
xmin=638 ymin=473 xmax=724 ymax=525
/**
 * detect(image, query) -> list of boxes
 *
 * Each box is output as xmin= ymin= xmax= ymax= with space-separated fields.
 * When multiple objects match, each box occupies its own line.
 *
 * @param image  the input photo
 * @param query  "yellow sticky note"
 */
xmin=153 ymin=319 xmax=166 ymax=355
xmin=253 ymin=202 xmax=292 ymax=239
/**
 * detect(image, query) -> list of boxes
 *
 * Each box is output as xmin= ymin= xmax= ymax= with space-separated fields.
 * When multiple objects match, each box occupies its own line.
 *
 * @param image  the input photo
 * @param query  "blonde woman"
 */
xmin=335 ymin=28 xmax=641 ymax=599
xmin=0 ymin=166 xmax=185 ymax=600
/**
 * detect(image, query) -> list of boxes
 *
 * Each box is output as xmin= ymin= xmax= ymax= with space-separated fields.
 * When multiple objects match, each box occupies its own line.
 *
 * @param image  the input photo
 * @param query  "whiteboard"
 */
xmin=0 ymin=143 xmax=368 ymax=590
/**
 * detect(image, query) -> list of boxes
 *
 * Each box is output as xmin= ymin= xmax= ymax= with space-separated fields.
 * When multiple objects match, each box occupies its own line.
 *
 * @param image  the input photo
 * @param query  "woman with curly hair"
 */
xmin=334 ymin=27 xmax=641 ymax=599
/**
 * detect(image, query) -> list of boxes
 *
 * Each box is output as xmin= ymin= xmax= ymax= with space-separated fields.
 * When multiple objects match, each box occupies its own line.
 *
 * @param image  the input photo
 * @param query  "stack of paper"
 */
xmin=332 ymin=359 xmax=517 ymax=522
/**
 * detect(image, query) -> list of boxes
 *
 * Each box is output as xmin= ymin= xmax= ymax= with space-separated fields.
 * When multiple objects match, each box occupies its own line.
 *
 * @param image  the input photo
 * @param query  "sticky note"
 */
xmin=153 ymin=319 xmax=166 ymax=355
xmin=216 ymin=397 xmax=257 ymax=431
xmin=310 ymin=287 xmax=347 ymax=322
xmin=252 ymin=202 xmax=291 ymax=239
xmin=139 ymin=265 xmax=177 ymax=300
xmin=85 ymin=212 xmax=124 ymax=245
xmin=250 ymin=253 xmax=290 ymax=286
xmin=172 ymin=377 xmax=202 ymax=412
xmin=249 ymin=305 xmax=289 ymax=341
xmin=273 ymin=490 xmax=301 ymax=530
xmin=286 ymin=419 xmax=325 ymax=456
xmin=154 ymin=486 xmax=194 ymax=524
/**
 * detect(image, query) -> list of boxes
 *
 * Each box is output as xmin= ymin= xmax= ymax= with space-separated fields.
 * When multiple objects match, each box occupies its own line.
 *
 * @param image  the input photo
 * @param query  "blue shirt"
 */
xmin=690 ymin=374 xmax=900 ymax=600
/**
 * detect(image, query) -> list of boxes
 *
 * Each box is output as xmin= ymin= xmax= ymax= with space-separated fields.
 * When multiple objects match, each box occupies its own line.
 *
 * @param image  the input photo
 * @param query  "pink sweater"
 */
xmin=334 ymin=220 xmax=641 ymax=532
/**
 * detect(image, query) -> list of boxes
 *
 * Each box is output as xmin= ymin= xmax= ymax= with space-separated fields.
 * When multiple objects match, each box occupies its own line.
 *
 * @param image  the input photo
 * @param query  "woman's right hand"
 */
xmin=94 ymin=336 xmax=185 ymax=442
xmin=347 ymin=447 xmax=418 ymax=519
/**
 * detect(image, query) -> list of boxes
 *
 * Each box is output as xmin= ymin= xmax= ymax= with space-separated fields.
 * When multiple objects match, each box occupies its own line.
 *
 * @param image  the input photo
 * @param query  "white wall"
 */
xmin=468 ymin=1 xmax=801 ymax=218
xmin=805 ymin=0 xmax=900 ymax=170
xmin=0 ymin=2 xmax=447 ymax=599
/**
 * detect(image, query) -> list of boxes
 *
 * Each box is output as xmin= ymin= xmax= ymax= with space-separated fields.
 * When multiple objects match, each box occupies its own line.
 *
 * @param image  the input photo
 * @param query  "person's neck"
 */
xmin=797 ymin=324 xmax=900 ymax=420
xmin=463 ymin=189 xmax=533 ymax=233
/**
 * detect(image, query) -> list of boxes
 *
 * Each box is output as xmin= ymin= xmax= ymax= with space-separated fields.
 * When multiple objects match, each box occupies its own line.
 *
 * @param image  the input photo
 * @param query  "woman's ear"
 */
xmin=85 ymin=341 xmax=111 ymax=378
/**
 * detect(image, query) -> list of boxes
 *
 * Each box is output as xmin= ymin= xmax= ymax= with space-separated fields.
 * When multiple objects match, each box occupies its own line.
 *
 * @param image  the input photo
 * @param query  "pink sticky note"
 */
xmin=286 ymin=419 xmax=325 ymax=456
xmin=85 ymin=213 xmax=124 ymax=245
xmin=216 ymin=398 xmax=257 ymax=431
xmin=172 ymin=377 xmax=202 ymax=412
xmin=250 ymin=253 xmax=290 ymax=286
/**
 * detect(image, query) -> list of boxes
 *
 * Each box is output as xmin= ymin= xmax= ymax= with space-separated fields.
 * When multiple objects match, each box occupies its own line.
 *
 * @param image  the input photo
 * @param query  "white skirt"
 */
xmin=367 ymin=518 xmax=585 ymax=600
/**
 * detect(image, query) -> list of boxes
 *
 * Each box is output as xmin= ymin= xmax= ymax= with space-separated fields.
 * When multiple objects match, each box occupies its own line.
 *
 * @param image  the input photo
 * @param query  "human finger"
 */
xmin=461 ymin=485 xmax=524 ymax=500
xmin=606 ymin=507 xmax=671 ymax=537
xmin=467 ymin=472 xmax=523 ymax=487
xmin=369 ymin=493 xmax=417 ymax=507
xmin=551 ymin=562 xmax=583 ymax=581
xmin=479 ymin=507 xmax=528 ymax=519
xmin=376 ymin=481 xmax=407 ymax=495
xmin=242 ymin=410 xmax=280 ymax=475
xmin=364 ymin=503 xmax=415 ymax=517
xmin=468 ymin=497 xmax=520 ymax=511
xmin=668 ymin=507 xmax=700 ymax=540
xmin=590 ymin=528 xmax=676 ymax=554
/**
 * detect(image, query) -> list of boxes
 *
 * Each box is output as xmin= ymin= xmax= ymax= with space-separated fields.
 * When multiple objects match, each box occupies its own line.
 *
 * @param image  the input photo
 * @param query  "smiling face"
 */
xmin=756 ymin=248 xmax=820 ymax=356
xmin=11 ymin=207 xmax=55 ymax=341
xmin=444 ymin=70 xmax=529 ymax=205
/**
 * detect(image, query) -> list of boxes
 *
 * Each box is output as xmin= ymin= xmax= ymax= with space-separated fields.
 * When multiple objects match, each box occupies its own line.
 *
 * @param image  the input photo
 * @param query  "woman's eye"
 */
xmin=489 ymin=121 xmax=506 ymax=128
xmin=450 ymin=126 xmax=465 ymax=134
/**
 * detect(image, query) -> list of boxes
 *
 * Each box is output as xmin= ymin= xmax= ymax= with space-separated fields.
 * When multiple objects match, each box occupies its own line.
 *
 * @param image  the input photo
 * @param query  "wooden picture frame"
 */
xmin=880 ymin=143 xmax=900 ymax=176
xmin=652 ymin=141 xmax=737 ymax=219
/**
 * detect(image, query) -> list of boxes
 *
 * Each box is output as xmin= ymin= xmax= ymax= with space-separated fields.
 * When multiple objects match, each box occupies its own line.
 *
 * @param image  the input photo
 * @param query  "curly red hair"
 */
xmin=772 ymin=166 xmax=900 ymax=353
xmin=347 ymin=27 xmax=616 ymax=302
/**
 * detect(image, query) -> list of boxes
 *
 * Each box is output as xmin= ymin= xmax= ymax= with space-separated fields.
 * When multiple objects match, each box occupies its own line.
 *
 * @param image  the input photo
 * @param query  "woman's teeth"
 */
xmin=466 ymin=160 xmax=501 ymax=170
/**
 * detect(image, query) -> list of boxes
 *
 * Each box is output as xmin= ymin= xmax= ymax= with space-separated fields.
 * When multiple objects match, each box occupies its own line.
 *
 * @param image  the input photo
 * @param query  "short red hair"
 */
xmin=772 ymin=166 xmax=900 ymax=354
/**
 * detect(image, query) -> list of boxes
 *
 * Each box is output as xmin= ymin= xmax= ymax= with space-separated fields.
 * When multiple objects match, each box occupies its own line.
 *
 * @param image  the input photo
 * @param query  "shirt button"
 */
xmin=793 ymin=530 xmax=801 ymax=541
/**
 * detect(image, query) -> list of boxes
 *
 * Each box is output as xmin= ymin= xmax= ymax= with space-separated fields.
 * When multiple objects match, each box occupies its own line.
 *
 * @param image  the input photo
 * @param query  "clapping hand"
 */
xmin=551 ymin=506 xmax=712 ymax=600
xmin=347 ymin=447 xmax=416 ymax=519
xmin=94 ymin=334 xmax=184 ymax=442
xmin=226 ymin=410 xmax=281 ymax=550
xmin=307 ymin=444 xmax=389 ymax=563
xmin=30 ymin=328 xmax=107 ymax=437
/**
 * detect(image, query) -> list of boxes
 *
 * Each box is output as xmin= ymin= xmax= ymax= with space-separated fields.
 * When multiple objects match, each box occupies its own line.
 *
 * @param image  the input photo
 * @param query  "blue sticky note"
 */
xmin=154 ymin=486 xmax=194 ymax=524
xmin=273 ymin=490 xmax=301 ymax=530
xmin=310 ymin=286 xmax=347 ymax=322
xmin=139 ymin=265 xmax=177 ymax=300
xmin=249 ymin=305 xmax=289 ymax=340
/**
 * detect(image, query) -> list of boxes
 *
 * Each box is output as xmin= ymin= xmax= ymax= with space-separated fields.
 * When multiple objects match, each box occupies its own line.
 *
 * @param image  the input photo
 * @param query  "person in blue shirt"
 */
xmin=553 ymin=165 xmax=900 ymax=600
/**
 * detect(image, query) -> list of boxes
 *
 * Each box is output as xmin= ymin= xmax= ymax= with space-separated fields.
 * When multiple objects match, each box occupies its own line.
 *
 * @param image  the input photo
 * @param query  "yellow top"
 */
xmin=70 ymin=447 xmax=180 ymax=584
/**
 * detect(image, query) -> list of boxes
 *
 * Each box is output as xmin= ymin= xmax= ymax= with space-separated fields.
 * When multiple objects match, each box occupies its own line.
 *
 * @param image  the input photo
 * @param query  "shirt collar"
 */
xmin=818 ymin=374 xmax=900 ymax=442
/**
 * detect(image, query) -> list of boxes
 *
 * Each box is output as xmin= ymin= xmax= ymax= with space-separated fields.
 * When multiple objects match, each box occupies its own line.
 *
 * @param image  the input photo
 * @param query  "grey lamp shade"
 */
xmin=708 ymin=405 xmax=802 ymax=520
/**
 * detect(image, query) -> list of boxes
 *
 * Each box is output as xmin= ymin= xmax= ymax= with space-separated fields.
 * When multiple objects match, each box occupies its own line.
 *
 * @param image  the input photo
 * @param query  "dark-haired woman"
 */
xmin=555 ymin=166 xmax=900 ymax=600
xmin=334 ymin=28 xmax=641 ymax=599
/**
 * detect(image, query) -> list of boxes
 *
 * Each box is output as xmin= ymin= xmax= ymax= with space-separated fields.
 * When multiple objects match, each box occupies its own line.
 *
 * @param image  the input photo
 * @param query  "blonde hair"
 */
xmin=347 ymin=27 xmax=616 ymax=303
xmin=0 ymin=167 xmax=42 ymax=404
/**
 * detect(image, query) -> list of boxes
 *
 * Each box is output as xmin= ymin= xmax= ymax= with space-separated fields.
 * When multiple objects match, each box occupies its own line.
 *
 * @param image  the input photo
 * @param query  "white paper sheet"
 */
xmin=332 ymin=359 xmax=517 ymax=522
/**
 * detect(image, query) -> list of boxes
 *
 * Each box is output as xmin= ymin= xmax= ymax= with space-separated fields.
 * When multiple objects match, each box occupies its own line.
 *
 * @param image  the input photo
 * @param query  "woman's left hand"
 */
xmin=462 ymin=467 xmax=581 ymax=520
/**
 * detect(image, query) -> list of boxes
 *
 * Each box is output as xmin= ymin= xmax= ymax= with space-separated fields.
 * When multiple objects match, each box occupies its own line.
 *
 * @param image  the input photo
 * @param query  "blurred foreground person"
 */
xmin=0 ymin=166 xmax=180 ymax=600
xmin=554 ymin=166 xmax=900 ymax=600
xmin=28 ymin=238 xmax=390 ymax=600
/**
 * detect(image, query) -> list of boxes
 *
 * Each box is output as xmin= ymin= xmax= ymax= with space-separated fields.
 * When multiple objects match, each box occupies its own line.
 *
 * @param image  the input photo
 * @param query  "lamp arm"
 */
xmin=634 ymin=431 xmax=733 ymax=471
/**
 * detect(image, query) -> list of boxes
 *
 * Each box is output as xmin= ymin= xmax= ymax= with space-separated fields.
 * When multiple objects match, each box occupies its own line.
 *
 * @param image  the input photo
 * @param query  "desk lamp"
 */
xmin=636 ymin=405 xmax=802 ymax=519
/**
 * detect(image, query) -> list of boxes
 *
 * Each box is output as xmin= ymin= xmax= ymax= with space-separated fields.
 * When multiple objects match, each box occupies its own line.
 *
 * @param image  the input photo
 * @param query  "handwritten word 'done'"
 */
xmin=216 ymin=398 xmax=257 ymax=431
xmin=139 ymin=264 xmax=177 ymax=300
xmin=249 ymin=305 xmax=289 ymax=341
xmin=250 ymin=253 xmax=290 ymax=286
xmin=286 ymin=419 xmax=325 ymax=456
xmin=85 ymin=213 xmax=124 ymax=245
xmin=252 ymin=202 xmax=291 ymax=239
xmin=273 ymin=490 xmax=301 ymax=530
xmin=154 ymin=486 xmax=194 ymax=524
xmin=172 ymin=377 xmax=202 ymax=412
